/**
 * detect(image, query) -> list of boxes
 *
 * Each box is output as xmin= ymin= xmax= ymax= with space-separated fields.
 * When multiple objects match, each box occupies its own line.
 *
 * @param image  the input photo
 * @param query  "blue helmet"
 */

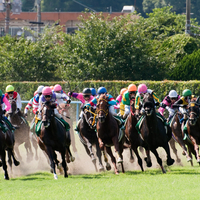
xmin=90 ymin=88 xmax=97 ymax=96
xmin=97 ymin=87 xmax=107 ymax=95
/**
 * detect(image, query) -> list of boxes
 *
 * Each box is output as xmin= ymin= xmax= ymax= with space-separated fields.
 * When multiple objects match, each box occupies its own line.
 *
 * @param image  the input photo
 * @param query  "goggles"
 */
xmin=83 ymin=95 xmax=90 ymax=98
xmin=44 ymin=95 xmax=52 ymax=98
xmin=170 ymin=97 xmax=177 ymax=100
xmin=8 ymin=91 xmax=14 ymax=94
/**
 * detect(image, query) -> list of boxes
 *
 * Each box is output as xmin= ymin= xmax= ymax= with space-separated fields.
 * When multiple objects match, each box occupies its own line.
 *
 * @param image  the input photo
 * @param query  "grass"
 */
xmin=0 ymin=166 xmax=200 ymax=200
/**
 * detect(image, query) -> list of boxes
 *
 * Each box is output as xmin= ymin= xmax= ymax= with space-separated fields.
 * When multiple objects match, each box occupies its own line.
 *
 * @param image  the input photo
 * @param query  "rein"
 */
xmin=96 ymin=98 xmax=109 ymax=117
xmin=84 ymin=108 xmax=97 ymax=126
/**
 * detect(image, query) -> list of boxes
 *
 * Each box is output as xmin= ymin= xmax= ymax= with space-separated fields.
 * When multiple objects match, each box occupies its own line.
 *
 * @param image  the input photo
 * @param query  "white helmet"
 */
xmin=169 ymin=90 xmax=178 ymax=98
xmin=37 ymin=85 xmax=44 ymax=94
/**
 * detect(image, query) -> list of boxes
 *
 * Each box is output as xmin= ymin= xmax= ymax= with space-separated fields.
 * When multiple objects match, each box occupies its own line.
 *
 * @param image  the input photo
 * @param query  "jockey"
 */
xmin=24 ymin=90 xmax=37 ymax=117
xmin=173 ymin=89 xmax=192 ymax=124
xmin=121 ymin=84 xmax=137 ymax=119
xmin=90 ymin=88 xmax=97 ymax=97
xmin=53 ymin=84 xmax=71 ymax=105
xmin=5 ymin=85 xmax=23 ymax=116
xmin=135 ymin=83 xmax=161 ymax=118
xmin=85 ymin=87 xmax=124 ymax=129
xmin=0 ymin=90 xmax=15 ymax=132
xmin=68 ymin=88 xmax=94 ymax=132
xmin=37 ymin=86 xmax=69 ymax=130
xmin=114 ymin=88 xmax=127 ymax=117
xmin=32 ymin=85 xmax=44 ymax=115
xmin=158 ymin=90 xmax=180 ymax=122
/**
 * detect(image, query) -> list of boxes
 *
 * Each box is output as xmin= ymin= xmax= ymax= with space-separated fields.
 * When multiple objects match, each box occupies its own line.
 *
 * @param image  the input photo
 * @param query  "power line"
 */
xmin=72 ymin=0 xmax=96 ymax=12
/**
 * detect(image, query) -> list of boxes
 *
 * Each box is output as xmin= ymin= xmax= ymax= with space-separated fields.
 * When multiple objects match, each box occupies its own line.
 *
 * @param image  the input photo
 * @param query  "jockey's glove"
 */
xmin=35 ymin=111 xmax=39 ymax=115
xmin=69 ymin=91 xmax=73 ymax=96
xmin=67 ymin=99 xmax=71 ymax=104
xmin=17 ymin=108 xmax=20 ymax=111
xmin=24 ymin=113 xmax=28 ymax=118
xmin=2 ymin=110 xmax=6 ymax=115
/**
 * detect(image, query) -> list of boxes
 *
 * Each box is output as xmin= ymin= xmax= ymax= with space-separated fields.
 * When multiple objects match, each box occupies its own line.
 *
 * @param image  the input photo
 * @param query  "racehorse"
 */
xmin=187 ymin=99 xmax=200 ymax=163
xmin=58 ymin=103 xmax=77 ymax=157
xmin=7 ymin=100 xmax=34 ymax=162
xmin=125 ymin=98 xmax=152 ymax=171
xmin=96 ymin=94 xmax=125 ymax=174
xmin=77 ymin=106 xmax=104 ymax=172
xmin=0 ymin=106 xmax=20 ymax=179
xmin=169 ymin=112 xmax=193 ymax=164
xmin=37 ymin=101 xmax=70 ymax=179
xmin=140 ymin=92 xmax=174 ymax=173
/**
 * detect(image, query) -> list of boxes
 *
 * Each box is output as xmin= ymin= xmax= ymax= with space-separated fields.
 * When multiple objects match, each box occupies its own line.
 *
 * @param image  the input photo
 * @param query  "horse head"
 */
xmin=142 ymin=92 xmax=155 ymax=116
xmin=96 ymin=94 xmax=109 ymax=123
xmin=188 ymin=101 xmax=200 ymax=126
xmin=42 ymin=102 xmax=56 ymax=128
xmin=130 ymin=97 xmax=136 ymax=115
xmin=8 ymin=99 xmax=17 ymax=117
xmin=58 ymin=103 xmax=70 ymax=119
xmin=83 ymin=106 xmax=96 ymax=129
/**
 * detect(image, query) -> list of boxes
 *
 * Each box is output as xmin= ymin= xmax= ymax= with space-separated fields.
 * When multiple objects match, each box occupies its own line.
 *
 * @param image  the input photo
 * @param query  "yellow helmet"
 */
xmin=6 ymin=85 xmax=14 ymax=93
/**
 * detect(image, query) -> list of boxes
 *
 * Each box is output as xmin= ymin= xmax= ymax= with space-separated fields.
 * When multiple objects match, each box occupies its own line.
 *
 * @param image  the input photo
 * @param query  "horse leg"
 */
xmin=106 ymin=146 xmax=119 ymax=174
xmin=112 ymin=136 xmax=123 ymax=163
xmin=24 ymin=140 xmax=33 ymax=162
xmin=95 ymin=140 xmax=104 ymax=171
xmin=46 ymin=146 xmax=57 ymax=179
xmin=102 ymin=148 xmax=111 ymax=171
xmin=1 ymin=150 xmax=9 ymax=180
xmin=14 ymin=144 xmax=22 ymax=161
xmin=31 ymin=133 xmax=39 ymax=160
xmin=129 ymin=148 xmax=134 ymax=163
xmin=169 ymin=138 xmax=181 ymax=163
xmin=66 ymin=146 xmax=75 ymax=163
xmin=187 ymin=145 xmax=193 ymax=166
xmin=133 ymin=147 xmax=144 ymax=172
xmin=190 ymin=136 xmax=200 ymax=163
xmin=163 ymin=142 xmax=175 ymax=166
xmin=144 ymin=149 xmax=152 ymax=167
xmin=151 ymin=149 xmax=166 ymax=173
xmin=60 ymin=148 xmax=68 ymax=178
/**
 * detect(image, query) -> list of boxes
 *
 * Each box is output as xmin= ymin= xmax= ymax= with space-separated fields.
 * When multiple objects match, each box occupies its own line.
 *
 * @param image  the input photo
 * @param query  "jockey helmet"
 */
xmin=90 ymin=88 xmax=97 ymax=96
xmin=97 ymin=87 xmax=107 ymax=95
xmin=83 ymin=88 xmax=91 ymax=95
xmin=42 ymin=86 xmax=52 ymax=96
xmin=34 ymin=90 xmax=38 ymax=96
xmin=0 ymin=90 xmax=2 ymax=97
xmin=6 ymin=85 xmax=14 ymax=93
xmin=37 ymin=85 xmax=44 ymax=94
xmin=128 ymin=84 xmax=137 ymax=92
xmin=138 ymin=84 xmax=147 ymax=94
xmin=169 ymin=90 xmax=178 ymax=98
xmin=182 ymin=89 xmax=192 ymax=97
xmin=120 ymin=88 xmax=127 ymax=96
xmin=54 ymin=84 xmax=62 ymax=92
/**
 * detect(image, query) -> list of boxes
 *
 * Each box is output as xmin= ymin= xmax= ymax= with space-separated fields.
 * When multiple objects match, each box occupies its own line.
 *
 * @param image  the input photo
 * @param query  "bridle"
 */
xmin=83 ymin=107 xmax=97 ymax=128
xmin=96 ymin=98 xmax=109 ymax=117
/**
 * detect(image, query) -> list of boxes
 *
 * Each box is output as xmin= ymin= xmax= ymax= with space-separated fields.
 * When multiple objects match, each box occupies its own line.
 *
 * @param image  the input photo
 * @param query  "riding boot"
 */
xmin=60 ymin=118 xmax=70 ymax=131
xmin=0 ymin=122 xmax=8 ymax=133
xmin=3 ymin=117 xmax=15 ymax=131
xmin=74 ymin=118 xmax=81 ymax=132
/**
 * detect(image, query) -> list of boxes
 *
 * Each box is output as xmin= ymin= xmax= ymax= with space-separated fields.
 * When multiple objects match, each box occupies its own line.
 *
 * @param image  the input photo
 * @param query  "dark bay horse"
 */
xmin=58 ymin=103 xmax=77 ymax=157
xmin=7 ymin=100 xmax=34 ymax=162
xmin=169 ymin=112 xmax=193 ymax=163
xmin=0 ymin=106 xmax=20 ymax=179
xmin=125 ymin=99 xmax=152 ymax=172
xmin=37 ymin=102 xmax=70 ymax=179
xmin=187 ymin=100 xmax=200 ymax=163
xmin=77 ymin=106 xmax=104 ymax=172
xmin=140 ymin=92 xmax=174 ymax=173
xmin=96 ymin=94 xmax=125 ymax=174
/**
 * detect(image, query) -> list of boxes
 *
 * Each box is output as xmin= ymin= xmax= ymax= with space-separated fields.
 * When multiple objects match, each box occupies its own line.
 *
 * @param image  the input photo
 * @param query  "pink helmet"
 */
xmin=42 ymin=86 xmax=52 ymax=96
xmin=138 ymin=84 xmax=147 ymax=94
xmin=34 ymin=90 xmax=38 ymax=96
xmin=54 ymin=84 xmax=62 ymax=92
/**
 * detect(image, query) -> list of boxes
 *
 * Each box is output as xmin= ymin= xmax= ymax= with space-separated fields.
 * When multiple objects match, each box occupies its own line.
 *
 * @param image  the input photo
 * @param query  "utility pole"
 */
xmin=185 ymin=0 xmax=191 ymax=35
xmin=37 ymin=0 xmax=41 ymax=35
xmin=4 ymin=0 xmax=11 ymax=35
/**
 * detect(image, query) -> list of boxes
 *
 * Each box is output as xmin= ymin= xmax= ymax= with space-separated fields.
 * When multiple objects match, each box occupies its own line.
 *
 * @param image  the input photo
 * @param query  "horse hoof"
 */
xmin=197 ymin=159 xmax=200 ymax=163
xmin=176 ymin=158 xmax=181 ymax=163
xmin=144 ymin=157 xmax=152 ymax=167
xmin=115 ymin=171 xmax=119 ymax=175
xmin=117 ymin=157 xmax=123 ymax=163
xmin=129 ymin=158 xmax=134 ymax=163
xmin=4 ymin=175 xmax=9 ymax=180
xmin=14 ymin=160 xmax=20 ymax=166
xmin=50 ymin=169 xmax=53 ymax=173
xmin=99 ymin=166 xmax=104 ymax=172
xmin=106 ymin=163 xmax=111 ymax=171
xmin=54 ymin=174 xmax=58 ymax=180
xmin=70 ymin=156 xmax=75 ymax=162
xmin=64 ymin=174 xmax=68 ymax=178
xmin=167 ymin=159 xmax=175 ymax=166
xmin=182 ymin=151 xmax=186 ymax=156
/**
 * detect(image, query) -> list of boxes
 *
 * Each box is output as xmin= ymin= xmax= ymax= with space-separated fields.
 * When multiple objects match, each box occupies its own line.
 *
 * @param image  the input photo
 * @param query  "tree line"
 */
xmin=1 ymin=7 xmax=200 ymax=81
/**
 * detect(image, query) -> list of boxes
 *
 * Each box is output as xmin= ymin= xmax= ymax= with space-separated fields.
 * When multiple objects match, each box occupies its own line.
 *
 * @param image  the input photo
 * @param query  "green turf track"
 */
xmin=0 ymin=166 xmax=199 ymax=200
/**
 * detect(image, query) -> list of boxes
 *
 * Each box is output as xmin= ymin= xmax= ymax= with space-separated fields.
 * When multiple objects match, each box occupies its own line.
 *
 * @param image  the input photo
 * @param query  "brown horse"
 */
xmin=58 ymin=103 xmax=77 ymax=155
xmin=169 ymin=112 xmax=193 ymax=164
xmin=7 ymin=100 xmax=34 ymax=162
xmin=125 ymin=99 xmax=152 ymax=171
xmin=96 ymin=94 xmax=125 ymax=174
xmin=37 ymin=102 xmax=70 ymax=179
xmin=76 ymin=106 xmax=104 ymax=172
xmin=140 ymin=92 xmax=174 ymax=173
xmin=0 ymin=106 xmax=20 ymax=179
xmin=187 ymin=100 xmax=200 ymax=163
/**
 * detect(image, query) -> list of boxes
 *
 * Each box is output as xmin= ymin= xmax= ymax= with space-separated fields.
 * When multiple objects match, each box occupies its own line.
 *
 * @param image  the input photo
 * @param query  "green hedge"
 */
xmin=1 ymin=80 xmax=200 ymax=101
